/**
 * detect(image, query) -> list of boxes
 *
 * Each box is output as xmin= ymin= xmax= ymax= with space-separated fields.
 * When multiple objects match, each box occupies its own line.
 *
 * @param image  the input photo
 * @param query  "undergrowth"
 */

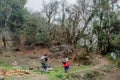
xmin=0 ymin=65 xmax=90 ymax=80
xmin=106 ymin=54 xmax=120 ymax=68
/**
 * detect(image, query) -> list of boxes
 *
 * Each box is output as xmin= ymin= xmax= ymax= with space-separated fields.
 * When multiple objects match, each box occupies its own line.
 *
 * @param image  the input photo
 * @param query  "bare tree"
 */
xmin=61 ymin=0 xmax=66 ymax=29
xmin=65 ymin=0 xmax=97 ymax=46
xmin=43 ymin=0 xmax=59 ymax=36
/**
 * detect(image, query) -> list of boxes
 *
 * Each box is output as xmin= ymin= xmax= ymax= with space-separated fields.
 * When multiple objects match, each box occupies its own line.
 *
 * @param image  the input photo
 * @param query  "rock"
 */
xmin=0 ymin=76 xmax=5 ymax=80
xmin=46 ymin=68 xmax=54 ymax=71
xmin=29 ymin=68 xmax=34 ymax=70
xmin=80 ymin=73 xmax=85 ymax=78
xmin=24 ymin=70 xmax=30 ymax=74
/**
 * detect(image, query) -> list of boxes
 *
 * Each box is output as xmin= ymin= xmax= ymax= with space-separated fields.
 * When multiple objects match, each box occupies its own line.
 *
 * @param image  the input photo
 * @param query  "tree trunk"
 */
xmin=2 ymin=36 xmax=6 ymax=49
xmin=96 ymin=41 xmax=102 ymax=54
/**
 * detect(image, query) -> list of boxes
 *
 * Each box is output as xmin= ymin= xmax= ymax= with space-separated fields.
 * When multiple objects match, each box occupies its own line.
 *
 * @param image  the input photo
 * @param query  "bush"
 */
xmin=83 ymin=71 xmax=104 ymax=80
xmin=115 ymin=59 xmax=120 ymax=68
xmin=35 ymin=33 xmax=48 ymax=45
xmin=107 ymin=53 xmax=120 ymax=68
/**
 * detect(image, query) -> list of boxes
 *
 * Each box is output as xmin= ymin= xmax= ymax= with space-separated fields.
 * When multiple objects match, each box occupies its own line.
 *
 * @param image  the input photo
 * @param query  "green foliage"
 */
xmin=0 ymin=66 xmax=15 ymax=70
xmin=98 ymin=33 xmax=106 ymax=41
xmin=92 ymin=0 xmax=120 ymax=54
xmin=35 ymin=33 xmax=48 ymax=44
xmin=0 ymin=0 xmax=26 ymax=28
xmin=0 ymin=0 xmax=27 ymax=49
xmin=83 ymin=71 xmax=104 ymax=80
xmin=0 ymin=61 xmax=4 ymax=65
xmin=56 ymin=74 xmax=64 ymax=79
xmin=6 ymin=75 xmax=29 ymax=80
xmin=32 ymin=70 xmax=41 ymax=74
xmin=93 ymin=21 xmax=99 ymax=30
xmin=114 ymin=59 xmax=120 ymax=68
xmin=107 ymin=53 xmax=120 ymax=67
xmin=112 ymin=34 xmax=120 ymax=45
xmin=18 ymin=12 xmax=49 ymax=45
xmin=46 ymin=68 xmax=65 ymax=80
xmin=106 ymin=53 xmax=113 ymax=61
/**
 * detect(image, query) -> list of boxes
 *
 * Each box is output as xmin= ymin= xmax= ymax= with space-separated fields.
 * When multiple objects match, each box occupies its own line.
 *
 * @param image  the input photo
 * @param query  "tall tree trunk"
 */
xmin=66 ymin=28 xmax=72 ymax=43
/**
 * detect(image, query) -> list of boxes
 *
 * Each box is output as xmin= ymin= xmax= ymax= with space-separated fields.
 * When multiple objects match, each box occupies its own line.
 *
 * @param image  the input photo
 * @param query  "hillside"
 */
xmin=0 ymin=46 xmax=120 ymax=80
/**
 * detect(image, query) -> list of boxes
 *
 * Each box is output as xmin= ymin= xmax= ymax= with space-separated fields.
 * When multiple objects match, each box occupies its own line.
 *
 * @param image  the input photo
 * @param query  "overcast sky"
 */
xmin=25 ymin=0 xmax=77 ymax=12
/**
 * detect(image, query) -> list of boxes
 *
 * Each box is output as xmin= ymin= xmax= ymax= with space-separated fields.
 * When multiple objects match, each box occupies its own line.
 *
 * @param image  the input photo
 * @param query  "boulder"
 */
xmin=0 ymin=76 xmax=5 ymax=80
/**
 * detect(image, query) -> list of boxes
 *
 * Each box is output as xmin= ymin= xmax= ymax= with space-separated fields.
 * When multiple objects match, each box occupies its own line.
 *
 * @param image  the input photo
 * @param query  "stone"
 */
xmin=0 ymin=76 xmax=5 ymax=80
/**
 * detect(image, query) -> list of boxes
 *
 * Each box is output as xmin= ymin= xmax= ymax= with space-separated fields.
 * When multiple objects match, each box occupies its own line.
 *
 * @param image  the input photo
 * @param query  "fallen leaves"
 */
xmin=0 ymin=69 xmax=30 ymax=76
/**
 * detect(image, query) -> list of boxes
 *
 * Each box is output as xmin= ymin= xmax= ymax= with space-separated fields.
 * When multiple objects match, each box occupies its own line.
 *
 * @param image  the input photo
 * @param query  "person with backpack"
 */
xmin=40 ymin=54 xmax=48 ymax=71
xmin=62 ymin=54 xmax=69 ymax=73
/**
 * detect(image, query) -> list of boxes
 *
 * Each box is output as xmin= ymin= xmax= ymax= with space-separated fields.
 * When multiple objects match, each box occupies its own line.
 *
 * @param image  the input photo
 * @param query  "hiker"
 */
xmin=62 ymin=54 xmax=69 ymax=73
xmin=40 ymin=54 xmax=48 ymax=71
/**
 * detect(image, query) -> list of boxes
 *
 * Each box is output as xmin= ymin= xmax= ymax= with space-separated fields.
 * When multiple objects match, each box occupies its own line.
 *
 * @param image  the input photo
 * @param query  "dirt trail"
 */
xmin=70 ymin=55 xmax=109 ymax=73
xmin=90 ymin=55 xmax=109 ymax=70
xmin=0 ymin=48 xmax=113 ymax=80
xmin=29 ymin=55 xmax=109 ymax=80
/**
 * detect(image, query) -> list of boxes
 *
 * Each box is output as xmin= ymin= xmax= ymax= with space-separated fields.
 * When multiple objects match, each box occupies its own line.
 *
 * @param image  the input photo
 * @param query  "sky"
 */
xmin=25 ymin=0 xmax=77 ymax=12
xmin=25 ymin=0 xmax=120 ymax=12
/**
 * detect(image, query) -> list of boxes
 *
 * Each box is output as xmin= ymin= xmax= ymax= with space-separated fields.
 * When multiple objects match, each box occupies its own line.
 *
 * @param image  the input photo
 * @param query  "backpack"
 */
xmin=44 ymin=57 xmax=48 ymax=62
xmin=41 ymin=58 xmax=46 ymax=64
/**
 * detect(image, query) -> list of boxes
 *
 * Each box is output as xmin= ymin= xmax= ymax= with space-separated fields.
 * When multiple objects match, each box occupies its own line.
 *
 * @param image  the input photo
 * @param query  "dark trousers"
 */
xmin=64 ymin=66 xmax=69 ymax=72
xmin=42 ymin=63 xmax=47 ymax=70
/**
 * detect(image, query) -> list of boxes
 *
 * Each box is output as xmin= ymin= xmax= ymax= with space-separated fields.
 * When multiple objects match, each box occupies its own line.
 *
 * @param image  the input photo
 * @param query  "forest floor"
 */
xmin=0 ymin=46 xmax=120 ymax=80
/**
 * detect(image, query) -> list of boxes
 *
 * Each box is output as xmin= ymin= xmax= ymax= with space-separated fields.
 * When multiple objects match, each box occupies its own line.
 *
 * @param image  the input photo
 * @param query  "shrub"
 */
xmin=35 ymin=33 xmax=48 ymax=45
xmin=115 ymin=59 xmax=120 ymax=68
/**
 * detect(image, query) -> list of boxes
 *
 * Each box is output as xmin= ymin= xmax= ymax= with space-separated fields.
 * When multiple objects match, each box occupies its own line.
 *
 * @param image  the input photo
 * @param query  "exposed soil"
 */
xmin=0 ymin=46 xmax=120 ymax=80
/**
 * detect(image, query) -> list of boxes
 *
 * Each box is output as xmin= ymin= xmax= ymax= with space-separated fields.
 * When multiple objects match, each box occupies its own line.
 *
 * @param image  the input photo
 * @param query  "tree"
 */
xmin=43 ymin=0 xmax=59 ymax=37
xmin=92 ymin=0 xmax=120 ymax=54
xmin=64 ymin=0 xmax=97 ymax=46
xmin=61 ymin=0 xmax=66 ymax=29
xmin=23 ymin=12 xmax=48 ymax=46
xmin=0 ymin=0 xmax=26 ymax=49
